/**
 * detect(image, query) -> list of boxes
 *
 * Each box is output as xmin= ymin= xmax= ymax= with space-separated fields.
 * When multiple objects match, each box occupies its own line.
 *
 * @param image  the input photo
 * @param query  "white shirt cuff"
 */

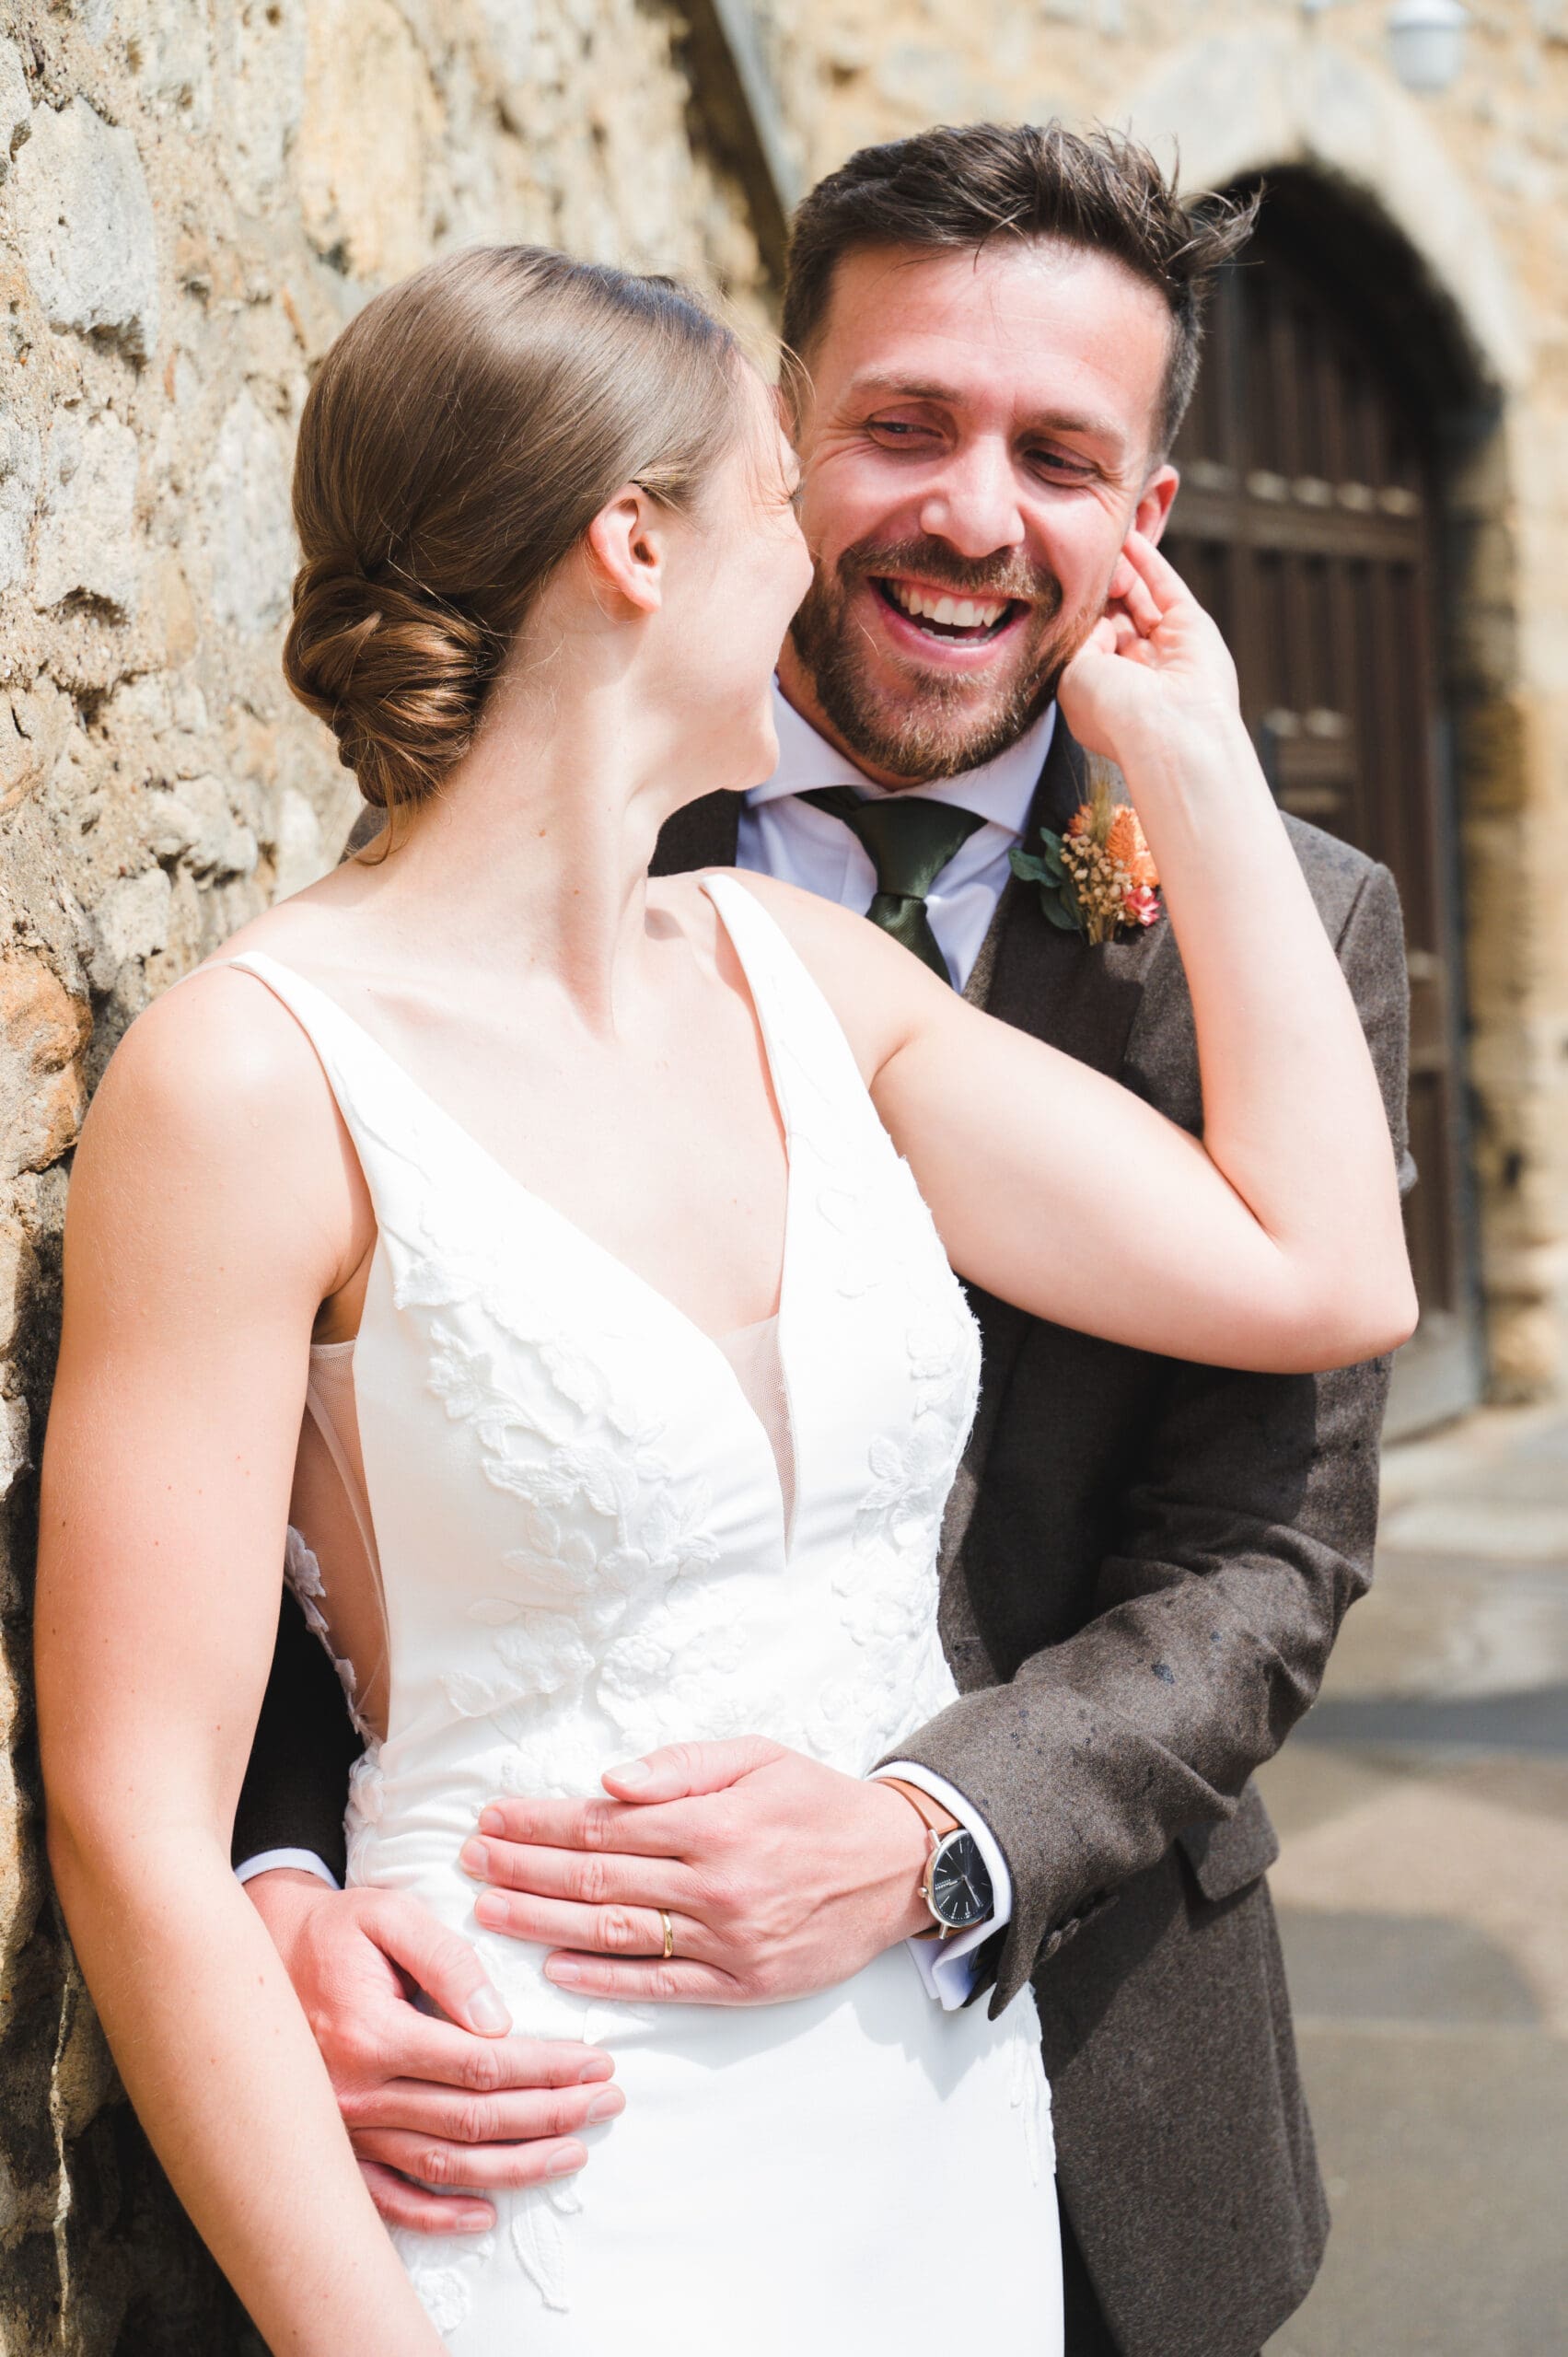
xmin=235 ymin=1847 xmax=340 ymax=1890
xmin=875 ymin=1761 xmax=1014 ymax=2012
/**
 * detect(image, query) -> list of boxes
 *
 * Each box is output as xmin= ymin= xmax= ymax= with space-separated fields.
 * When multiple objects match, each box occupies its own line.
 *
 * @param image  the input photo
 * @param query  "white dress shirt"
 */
xmin=241 ymin=680 xmax=1056 ymax=2004
xmin=739 ymin=683 xmax=1054 ymax=994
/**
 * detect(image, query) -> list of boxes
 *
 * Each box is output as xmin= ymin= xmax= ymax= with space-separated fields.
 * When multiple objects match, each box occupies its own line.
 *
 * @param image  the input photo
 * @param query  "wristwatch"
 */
xmin=882 ymin=1777 xmax=994 ymax=1938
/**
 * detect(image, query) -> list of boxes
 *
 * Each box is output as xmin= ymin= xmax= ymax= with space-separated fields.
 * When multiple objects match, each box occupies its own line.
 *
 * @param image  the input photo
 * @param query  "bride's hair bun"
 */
xmin=282 ymin=245 xmax=749 ymax=829
xmin=285 ymin=557 xmax=493 ymax=810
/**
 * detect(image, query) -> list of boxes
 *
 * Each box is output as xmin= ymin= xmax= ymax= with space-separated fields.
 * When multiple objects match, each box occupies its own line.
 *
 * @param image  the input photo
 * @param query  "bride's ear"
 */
xmin=583 ymin=488 xmax=668 ymax=617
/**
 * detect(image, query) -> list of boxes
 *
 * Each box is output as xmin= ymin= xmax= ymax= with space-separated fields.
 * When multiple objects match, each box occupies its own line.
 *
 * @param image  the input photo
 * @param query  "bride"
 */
xmin=35 ymin=245 xmax=1412 ymax=2355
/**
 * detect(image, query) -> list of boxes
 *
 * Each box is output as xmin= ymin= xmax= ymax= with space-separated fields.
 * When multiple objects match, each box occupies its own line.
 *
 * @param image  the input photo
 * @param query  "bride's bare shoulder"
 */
xmin=79 ymin=955 xmax=344 ymax=1211
xmin=94 ymin=821 xmax=380 ymax=1131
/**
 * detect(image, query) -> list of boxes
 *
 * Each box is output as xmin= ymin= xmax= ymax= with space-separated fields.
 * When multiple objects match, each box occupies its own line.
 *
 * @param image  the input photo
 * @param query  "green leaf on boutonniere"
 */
xmin=1011 ymin=829 xmax=1085 ymax=935
xmin=1039 ymin=889 xmax=1086 ymax=932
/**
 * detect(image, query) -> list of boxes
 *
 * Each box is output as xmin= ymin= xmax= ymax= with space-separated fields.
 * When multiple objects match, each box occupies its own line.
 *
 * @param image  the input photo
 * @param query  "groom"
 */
xmin=236 ymin=122 xmax=1410 ymax=2357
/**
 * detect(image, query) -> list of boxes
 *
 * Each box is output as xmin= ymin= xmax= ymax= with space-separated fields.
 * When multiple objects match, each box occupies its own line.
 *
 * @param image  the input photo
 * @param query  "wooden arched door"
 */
xmin=1163 ymin=186 xmax=1481 ymax=1434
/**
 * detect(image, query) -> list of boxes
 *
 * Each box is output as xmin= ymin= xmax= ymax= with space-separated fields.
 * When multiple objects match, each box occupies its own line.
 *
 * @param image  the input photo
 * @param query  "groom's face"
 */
xmin=781 ymin=238 xmax=1179 ymax=785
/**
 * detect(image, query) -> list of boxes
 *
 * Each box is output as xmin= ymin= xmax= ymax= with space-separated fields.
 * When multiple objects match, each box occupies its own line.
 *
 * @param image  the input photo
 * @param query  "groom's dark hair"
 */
xmin=782 ymin=121 xmax=1258 ymax=458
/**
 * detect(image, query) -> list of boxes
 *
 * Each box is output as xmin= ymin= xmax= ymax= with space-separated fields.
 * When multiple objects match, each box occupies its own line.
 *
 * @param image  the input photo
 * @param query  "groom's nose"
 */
xmin=917 ymin=435 xmax=1027 ymax=562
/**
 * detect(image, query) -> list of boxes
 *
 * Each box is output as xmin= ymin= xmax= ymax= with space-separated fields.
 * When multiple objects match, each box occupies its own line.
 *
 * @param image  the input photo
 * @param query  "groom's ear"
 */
xmin=583 ymin=487 xmax=668 ymax=618
xmin=1105 ymin=465 xmax=1182 ymax=607
xmin=1133 ymin=462 xmax=1180 ymax=548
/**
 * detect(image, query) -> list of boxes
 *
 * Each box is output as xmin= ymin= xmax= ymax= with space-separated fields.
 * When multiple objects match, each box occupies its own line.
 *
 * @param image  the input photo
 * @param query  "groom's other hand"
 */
xmin=245 ymin=1868 xmax=623 ymax=2232
xmin=463 ymin=1736 xmax=932 ymax=2002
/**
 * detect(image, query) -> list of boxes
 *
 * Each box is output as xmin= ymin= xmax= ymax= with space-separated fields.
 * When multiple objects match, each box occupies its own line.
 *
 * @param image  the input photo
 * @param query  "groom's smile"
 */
xmin=787 ymin=521 xmax=1077 ymax=786
xmin=873 ymin=573 xmax=1025 ymax=649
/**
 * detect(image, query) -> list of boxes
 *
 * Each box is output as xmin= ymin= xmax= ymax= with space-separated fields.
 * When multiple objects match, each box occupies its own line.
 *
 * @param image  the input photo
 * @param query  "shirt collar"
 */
xmin=750 ymin=679 xmax=1055 ymax=843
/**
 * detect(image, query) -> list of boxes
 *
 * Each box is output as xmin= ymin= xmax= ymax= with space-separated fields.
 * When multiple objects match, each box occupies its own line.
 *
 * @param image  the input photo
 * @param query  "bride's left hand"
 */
xmin=460 ymin=1739 xmax=933 ymax=2003
xmin=1057 ymin=528 xmax=1240 ymax=770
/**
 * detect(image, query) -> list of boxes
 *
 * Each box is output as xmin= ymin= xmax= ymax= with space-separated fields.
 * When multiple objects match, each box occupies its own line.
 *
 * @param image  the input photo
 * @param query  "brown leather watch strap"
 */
xmin=879 ymin=1775 xmax=960 ymax=1843
xmin=879 ymin=1777 xmax=964 ymax=1936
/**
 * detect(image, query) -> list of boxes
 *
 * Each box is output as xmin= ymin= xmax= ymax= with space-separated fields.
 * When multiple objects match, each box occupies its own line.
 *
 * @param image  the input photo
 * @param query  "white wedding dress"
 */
xmin=220 ymin=873 xmax=1061 ymax=2351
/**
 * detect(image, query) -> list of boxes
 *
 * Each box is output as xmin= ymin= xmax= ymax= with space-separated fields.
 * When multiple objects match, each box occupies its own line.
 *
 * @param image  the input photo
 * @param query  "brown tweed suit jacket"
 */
xmin=237 ymin=715 xmax=1410 ymax=2357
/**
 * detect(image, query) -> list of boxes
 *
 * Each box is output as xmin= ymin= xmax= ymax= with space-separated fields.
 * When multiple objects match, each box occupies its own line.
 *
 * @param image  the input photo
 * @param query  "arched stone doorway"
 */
xmin=1163 ymin=172 xmax=1488 ymax=1434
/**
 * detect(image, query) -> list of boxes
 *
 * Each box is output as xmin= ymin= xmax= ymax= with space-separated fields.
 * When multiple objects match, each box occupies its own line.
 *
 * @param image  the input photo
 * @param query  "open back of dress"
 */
xmin=286 ymin=1344 xmax=387 ymax=1742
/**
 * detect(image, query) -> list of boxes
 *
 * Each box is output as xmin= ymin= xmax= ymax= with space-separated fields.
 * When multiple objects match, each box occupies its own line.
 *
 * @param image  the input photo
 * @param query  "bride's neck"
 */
xmin=363 ymin=664 xmax=690 ymax=1034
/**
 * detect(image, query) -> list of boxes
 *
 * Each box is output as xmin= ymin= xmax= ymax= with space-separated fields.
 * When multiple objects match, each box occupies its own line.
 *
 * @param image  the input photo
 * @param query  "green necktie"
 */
xmin=798 ymin=787 xmax=986 ymax=987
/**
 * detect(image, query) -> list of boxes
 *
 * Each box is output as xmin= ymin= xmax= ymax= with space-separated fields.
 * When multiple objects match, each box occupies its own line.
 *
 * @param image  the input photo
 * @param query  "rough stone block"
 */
xmin=202 ymin=391 xmax=295 ymax=638
xmin=31 ymin=408 xmax=142 ymax=620
xmin=0 ymin=1393 xmax=29 ymax=1503
xmin=148 ymin=550 xmax=201 ymax=667
xmin=144 ymin=776 xmax=260 ymax=880
xmin=0 ymin=956 xmax=92 ymax=1179
xmin=0 ymin=37 xmax=30 ymax=181
xmin=296 ymin=0 xmax=443 ymax=278
xmin=0 ymin=1218 xmax=34 ymax=1356
xmin=127 ymin=0 xmax=215 ymax=129
xmin=72 ymin=0 xmax=119 ymax=41
xmin=0 ymin=1721 xmax=43 ymax=1997
xmin=12 ymin=96 xmax=160 ymax=362
xmin=217 ymin=0 xmax=307 ymax=211
xmin=269 ymin=784 xmax=329 ymax=899
xmin=474 ymin=0 xmax=541 ymax=87
xmin=87 ymin=872 xmax=173 ymax=994
xmin=0 ymin=415 xmax=41 ymax=597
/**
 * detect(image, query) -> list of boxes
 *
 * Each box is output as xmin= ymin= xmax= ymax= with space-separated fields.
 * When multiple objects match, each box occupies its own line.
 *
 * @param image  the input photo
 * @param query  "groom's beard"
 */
xmin=786 ymin=532 xmax=1094 ymax=784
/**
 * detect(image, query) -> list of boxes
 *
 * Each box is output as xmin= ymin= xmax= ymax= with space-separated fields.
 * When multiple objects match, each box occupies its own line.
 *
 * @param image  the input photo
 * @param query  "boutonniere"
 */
xmin=1009 ymin=767 xmax=1162 ymax=946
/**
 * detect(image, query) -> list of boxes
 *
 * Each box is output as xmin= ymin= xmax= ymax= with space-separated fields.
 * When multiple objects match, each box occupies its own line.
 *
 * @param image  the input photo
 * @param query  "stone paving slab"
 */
xmin=1295 ymin=1682 xmax=1568 ymax=1753
xmin=1273 ymin=1908 xmax=1541 ymax=2026
xmin=1256 ymin=1407 xmax=1568 ymax=2357
xmin=1260 ymin=1748 xmax=1568 ymax=2033
xmin=1263 ymin=2024 xmax=1568 ymax=2357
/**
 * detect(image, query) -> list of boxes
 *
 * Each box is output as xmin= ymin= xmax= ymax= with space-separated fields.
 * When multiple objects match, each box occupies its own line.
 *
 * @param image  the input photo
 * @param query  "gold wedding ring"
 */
xmin=658 ymin=1908 xmax=676 ymax=1960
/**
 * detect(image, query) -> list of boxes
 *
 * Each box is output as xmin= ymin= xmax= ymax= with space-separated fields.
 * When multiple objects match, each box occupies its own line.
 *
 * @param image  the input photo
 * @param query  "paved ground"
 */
xmin=1260 ymin=1407 xmax=1568 ymax=2357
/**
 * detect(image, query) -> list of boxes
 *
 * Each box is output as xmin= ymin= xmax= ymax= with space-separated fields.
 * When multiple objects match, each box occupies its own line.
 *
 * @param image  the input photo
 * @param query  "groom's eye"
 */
xmin=1027 ymin=447 xmax=1095 ymax=482
xmin=865 ymin=415 xmax=940 ymax=447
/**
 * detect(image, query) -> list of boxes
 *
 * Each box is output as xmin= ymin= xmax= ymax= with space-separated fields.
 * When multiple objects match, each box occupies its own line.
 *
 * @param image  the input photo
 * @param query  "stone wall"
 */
xmin=0 ymin=0 xmax=769 ymax=2346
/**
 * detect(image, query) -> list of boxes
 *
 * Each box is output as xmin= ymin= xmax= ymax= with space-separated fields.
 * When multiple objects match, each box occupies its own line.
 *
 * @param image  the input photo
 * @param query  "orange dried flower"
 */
xmin=1105 ymin=805 xmax=1158 ymax=890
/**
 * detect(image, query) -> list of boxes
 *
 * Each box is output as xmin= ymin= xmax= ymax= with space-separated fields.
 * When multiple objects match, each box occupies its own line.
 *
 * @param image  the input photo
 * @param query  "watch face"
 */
xmin=929 ymin=1830 xmax=993 ymax=1930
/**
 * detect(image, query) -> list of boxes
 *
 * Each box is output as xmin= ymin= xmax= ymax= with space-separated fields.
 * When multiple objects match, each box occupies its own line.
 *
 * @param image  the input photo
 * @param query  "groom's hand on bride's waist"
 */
xmin=244 ymin=1868 xmax=624 ymax=2236
xmin=459 ymin=1736 xmax=933 ymax=2003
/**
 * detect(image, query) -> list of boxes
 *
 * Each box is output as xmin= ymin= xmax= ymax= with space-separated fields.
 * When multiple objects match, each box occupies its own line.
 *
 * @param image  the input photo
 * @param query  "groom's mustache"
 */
xmin=833 ymin=532 xmax=1064 ymax=616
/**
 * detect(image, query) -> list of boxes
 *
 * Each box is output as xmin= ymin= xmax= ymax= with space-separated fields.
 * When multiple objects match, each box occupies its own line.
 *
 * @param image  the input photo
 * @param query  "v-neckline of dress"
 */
xmin=235 ymin=873 xmax=802 ymax=1541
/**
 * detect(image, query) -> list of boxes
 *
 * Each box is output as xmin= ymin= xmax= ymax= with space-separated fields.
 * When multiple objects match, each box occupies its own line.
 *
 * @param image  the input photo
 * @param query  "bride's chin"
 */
xmin=674 ymin=722 xmax=779 ymax=807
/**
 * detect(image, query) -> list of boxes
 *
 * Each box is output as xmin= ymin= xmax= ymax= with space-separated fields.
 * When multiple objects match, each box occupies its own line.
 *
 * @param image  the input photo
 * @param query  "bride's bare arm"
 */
xmin=35 ymin=975 xmax=443 ymax=2357
xmin=750 ymin=532 xmax=1416 ymax=1376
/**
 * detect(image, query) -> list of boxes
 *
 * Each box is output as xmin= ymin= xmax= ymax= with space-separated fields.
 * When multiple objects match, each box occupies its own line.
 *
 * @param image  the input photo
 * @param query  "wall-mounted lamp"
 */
xmin=1386 ymin=0 xmax=1469 ymax=93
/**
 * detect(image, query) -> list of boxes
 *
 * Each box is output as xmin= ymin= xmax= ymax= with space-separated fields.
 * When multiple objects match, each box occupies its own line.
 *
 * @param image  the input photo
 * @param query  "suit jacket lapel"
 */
xmin=944 ymin=716 xmax=1167 ymax=1629
xmin=651 ymin=792 xmax=739 ymax=877
xmin=961 ymin=716 xmax=1081 ymax=1017
xmin=978 ymin=714 xmax=1160 ymax=1073
xmin=947 ymin=719 xmax=1092 ymax=1608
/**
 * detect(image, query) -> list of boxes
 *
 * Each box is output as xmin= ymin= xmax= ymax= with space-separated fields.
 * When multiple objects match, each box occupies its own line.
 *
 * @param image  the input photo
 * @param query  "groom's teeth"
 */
xmin=889 ymin=582 xmax=1008 ymax=632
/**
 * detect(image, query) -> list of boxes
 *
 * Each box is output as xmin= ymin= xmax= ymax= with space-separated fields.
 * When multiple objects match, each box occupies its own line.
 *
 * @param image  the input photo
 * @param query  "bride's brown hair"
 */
xmin=284 ymin=245 xmax=746 ymax=826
